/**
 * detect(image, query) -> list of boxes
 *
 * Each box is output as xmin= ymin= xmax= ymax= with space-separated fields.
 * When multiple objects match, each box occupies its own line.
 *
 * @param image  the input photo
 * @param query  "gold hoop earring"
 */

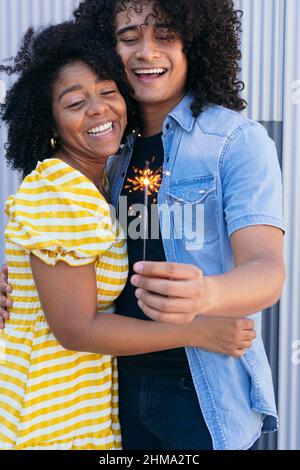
xmin=50 ymin=136 xmax=57 ymax=150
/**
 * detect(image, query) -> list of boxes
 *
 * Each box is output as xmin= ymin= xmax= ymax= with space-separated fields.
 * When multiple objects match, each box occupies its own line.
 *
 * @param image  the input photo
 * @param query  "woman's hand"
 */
xmin=0 ymin=264 xmax=12 ymax=329
xmin=187 ymin=315 xmax=256 ymax=357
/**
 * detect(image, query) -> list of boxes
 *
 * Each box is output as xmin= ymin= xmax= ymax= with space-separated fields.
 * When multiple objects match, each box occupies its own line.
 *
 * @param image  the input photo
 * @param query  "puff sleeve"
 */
xmin=5 ymin=159 xmax=116 ymax=266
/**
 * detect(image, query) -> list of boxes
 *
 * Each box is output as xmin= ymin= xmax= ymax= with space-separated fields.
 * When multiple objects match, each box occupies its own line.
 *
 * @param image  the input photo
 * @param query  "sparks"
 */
xmin=125 ymin=161 xmax=162 ymax=197
xmin=125 ymin=159 xmax=162 ymax=261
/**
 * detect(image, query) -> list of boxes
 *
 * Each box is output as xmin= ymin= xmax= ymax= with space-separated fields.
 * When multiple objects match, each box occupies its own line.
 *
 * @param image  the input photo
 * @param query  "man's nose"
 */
xmin=135 ymin=36 xmax=160 ymax=61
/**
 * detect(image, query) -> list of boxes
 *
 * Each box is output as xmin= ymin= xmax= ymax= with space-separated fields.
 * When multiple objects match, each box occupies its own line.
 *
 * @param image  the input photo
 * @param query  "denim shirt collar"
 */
xmin=124 ymin=94 xmax=196 ymax=147
xmin=167 ymin=93 xmax=196 ymax=132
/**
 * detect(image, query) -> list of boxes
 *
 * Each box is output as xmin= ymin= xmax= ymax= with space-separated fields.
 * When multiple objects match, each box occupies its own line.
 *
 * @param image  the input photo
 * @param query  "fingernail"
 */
xmin=131 ymin=275 xmax=140 ymax=287
xmin=135 ymin=289 xmax=141 ymax=299
xmin=138 ymin=300 xmax=143 ymax=309
xmin=134 ymin=262 xmax=145 ymax=273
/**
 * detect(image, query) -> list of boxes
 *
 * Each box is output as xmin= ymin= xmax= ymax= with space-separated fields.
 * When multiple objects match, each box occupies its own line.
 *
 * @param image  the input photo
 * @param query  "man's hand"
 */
xmin=188 ymin=315 xmax=256 ymax=357
xmin=132 ymin=261 xmax=204 ymax=324
xmin=0 ymin=264 xmax=12 ymax=329
xmin=132 ymin=226 xmax=285 ymax=323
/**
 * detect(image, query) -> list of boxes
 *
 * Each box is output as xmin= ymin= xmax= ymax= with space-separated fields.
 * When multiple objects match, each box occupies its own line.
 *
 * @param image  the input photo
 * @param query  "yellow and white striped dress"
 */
xmin=0 ymin=158 xmax=128 ymax=450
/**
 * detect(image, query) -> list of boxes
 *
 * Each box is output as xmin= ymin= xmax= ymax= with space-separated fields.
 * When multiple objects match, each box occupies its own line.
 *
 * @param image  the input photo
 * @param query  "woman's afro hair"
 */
xmin=0 ymin=21 xmax=134 ymax=178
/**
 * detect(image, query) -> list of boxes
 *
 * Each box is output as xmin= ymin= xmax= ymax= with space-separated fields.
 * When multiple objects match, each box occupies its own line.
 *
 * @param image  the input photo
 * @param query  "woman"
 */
xmin=0 ymin=20 xmax=239 ymax=450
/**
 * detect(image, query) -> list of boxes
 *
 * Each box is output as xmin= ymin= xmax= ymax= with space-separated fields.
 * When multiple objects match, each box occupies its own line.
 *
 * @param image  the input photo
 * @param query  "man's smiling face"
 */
xmin=115 ymin=1 xmax=188 ymax=111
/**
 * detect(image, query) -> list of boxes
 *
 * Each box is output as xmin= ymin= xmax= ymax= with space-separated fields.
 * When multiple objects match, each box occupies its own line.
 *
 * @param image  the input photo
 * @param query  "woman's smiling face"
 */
xmin=52 ymin=61 xmax=127 ymax=164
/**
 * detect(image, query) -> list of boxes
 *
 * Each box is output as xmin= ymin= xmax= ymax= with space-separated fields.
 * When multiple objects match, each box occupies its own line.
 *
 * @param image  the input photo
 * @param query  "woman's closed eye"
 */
xmin=67 ymin=100 xmax=85 ymax=109
xmin=65 ymin=90 xmax=117 ymax=109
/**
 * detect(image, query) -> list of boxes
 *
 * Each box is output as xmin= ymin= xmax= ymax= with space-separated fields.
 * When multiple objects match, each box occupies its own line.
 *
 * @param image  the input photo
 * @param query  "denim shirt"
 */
xmin=106 ymin=95 xmax=284 ymax=450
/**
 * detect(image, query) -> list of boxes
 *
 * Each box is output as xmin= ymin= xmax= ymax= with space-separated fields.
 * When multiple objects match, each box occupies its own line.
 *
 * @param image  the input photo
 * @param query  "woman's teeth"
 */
xmin=87 ymin=122 xmax=113 ymax=137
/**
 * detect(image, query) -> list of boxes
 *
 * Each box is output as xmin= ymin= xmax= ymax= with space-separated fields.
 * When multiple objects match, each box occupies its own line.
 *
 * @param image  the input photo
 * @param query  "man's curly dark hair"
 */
xmin=0 ymin=21 xmax=134 ymax=178
xmin=74 ymin=0 xmax=247 ymax=117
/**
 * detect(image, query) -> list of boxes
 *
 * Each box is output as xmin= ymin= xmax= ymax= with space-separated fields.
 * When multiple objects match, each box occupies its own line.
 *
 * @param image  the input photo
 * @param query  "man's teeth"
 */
xmin=135 ymin=68 xmax=166 ymax=75
xmin=87 ymin=122 xmax=113 ymax=135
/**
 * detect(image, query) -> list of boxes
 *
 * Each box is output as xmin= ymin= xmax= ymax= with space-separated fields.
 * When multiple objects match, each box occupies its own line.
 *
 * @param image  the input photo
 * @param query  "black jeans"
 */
xmin=118 ymin=366 xmax=213 ymax=451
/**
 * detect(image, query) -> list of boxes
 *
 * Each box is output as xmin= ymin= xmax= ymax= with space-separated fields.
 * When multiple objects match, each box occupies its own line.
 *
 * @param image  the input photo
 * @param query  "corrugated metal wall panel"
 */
xmin=259 ymin=121 xmax=283 ymax=449
xmin=234 ymin=0 xmax=286 ymax=450
xmin=278 ymin=0 xmax=300 ymax=451
xmin=235 ymin=0 xmax=285 ymax=122
xmin=0 ymin=0 xmax=78 ymax=264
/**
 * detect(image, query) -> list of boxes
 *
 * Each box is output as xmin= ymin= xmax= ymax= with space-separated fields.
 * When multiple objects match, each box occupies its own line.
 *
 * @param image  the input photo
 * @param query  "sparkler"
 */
xmin=125 ymin=158 xmax=162 ymax=260
xmin=142 ymin=162 xmax=150 ymax=261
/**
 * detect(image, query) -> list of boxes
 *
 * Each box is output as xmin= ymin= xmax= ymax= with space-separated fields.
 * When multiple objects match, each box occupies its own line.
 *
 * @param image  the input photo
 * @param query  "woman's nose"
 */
xmin=86 ymin=97 xmax=109 ymax=116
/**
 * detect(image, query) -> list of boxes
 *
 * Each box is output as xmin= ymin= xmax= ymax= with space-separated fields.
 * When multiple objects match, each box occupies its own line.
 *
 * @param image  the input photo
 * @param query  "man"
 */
xmin=0 ymin=0 xmax=285 ymax=450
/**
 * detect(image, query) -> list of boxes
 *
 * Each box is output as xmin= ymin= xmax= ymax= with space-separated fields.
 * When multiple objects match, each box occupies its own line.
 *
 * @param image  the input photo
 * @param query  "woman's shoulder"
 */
xmin=26 ymin=158 xmax=92 ymax=190
xmin=7 ymin=158 xmax=84 ymax=199
xmin=5 ymin=158 xmax=116 ymax=265
xmin=6 ymin=158 xmax=110 ymax=220
xmin=12 ymin=158 xmax=105 ymax=202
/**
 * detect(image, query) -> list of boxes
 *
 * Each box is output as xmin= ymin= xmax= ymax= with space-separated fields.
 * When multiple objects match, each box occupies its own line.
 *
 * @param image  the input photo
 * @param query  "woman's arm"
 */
xmin=30 ymin=254 xmax=256 ymax=356
xmin=30 ymin=254 xmax=195 ymax=355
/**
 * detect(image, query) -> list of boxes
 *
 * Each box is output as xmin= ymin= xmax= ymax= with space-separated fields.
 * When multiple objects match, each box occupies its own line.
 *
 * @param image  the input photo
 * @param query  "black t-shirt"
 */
xmin=116 ymin=133 xmax=190 ymax=377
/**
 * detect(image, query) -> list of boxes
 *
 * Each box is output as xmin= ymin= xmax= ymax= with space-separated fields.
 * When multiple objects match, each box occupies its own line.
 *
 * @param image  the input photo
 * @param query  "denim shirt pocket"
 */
xmin=167 ymin=174 xmax=218 ymax=251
